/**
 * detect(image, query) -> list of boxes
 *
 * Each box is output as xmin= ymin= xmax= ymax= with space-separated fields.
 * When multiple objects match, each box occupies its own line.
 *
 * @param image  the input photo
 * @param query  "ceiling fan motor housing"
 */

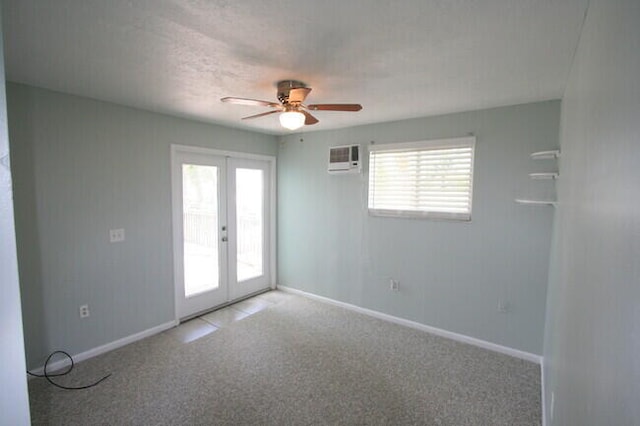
xmin=277 ymin=80 xmax=306 ymax=104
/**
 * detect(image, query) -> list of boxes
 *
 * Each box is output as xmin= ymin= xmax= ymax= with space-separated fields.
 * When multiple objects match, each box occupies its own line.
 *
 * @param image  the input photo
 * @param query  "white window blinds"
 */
xmin=368 ymin=137 xmax=475 ymax=220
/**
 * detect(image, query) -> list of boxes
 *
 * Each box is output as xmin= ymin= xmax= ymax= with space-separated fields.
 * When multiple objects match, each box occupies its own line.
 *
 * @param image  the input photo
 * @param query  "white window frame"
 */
xmin=367 ymin=136 xmax=476 ymax=221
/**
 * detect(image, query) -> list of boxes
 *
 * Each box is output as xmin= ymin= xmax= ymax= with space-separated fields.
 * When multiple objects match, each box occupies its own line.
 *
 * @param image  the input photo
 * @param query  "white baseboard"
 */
xmin=278 ymin=285 xmax=542 ymax=364
xmin=28 ymin=320 xmax=178 ymax=376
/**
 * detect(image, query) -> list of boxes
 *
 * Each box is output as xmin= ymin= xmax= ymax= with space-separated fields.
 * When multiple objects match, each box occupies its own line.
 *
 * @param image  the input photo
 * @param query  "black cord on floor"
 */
xmin=27 ymin=350 xmax=111 ymax=390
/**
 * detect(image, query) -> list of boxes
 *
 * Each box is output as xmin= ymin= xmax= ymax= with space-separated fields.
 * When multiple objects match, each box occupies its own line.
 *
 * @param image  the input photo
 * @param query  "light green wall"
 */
xmin=543 ymin=0 xmax=640 ymax=424
xmin=7 ymin=83 xmax=278 ymax=368
xmin=278 ymin=101 xmax=559 ymax=354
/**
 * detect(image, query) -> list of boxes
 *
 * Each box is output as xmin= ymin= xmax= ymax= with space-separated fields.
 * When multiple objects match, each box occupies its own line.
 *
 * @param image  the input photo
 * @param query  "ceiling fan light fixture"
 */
xmin=222 ymin=80 xmax=362 ymax=128
xmin=279 ymin=111 xmax=305 ymax=130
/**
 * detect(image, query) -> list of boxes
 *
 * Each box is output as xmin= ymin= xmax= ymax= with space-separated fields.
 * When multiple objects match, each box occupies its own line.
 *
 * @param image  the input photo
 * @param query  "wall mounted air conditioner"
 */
xmin=328 ymin=144 xmax=361 ymax=174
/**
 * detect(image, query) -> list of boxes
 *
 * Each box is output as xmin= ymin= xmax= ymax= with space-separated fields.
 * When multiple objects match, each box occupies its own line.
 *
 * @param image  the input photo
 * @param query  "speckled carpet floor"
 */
xmin=28 ymin=290 xmax=541 ymax=425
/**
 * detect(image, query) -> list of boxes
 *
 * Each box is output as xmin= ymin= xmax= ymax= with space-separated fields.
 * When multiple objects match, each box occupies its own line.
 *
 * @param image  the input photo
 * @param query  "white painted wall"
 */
xmin=0 ymin=8 xmax=31 ymax=424
xmin=543 ymin=0 xmax=640 ymax=424
xmin=278 ymin=101 xmax=559 ymax=355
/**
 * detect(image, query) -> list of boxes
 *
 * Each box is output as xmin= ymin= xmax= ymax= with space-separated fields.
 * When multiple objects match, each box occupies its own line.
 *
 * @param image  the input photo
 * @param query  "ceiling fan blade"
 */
xmin=241 ymin=110 xmax=281 ymax=120
xmin=288 ymin=87 xmax=312 ymax=103
xmin=302 ymin=110 xmax=319 ymax=125
xmin=307 ymin=104 xmax=362 ymax=112
xmin=221 ymin=97 xmax=280 ymax=108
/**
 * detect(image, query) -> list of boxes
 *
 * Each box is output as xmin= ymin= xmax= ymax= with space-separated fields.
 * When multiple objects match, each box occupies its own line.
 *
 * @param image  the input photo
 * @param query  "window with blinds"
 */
xmin=368 ymin=137 xmax=475 ymax=220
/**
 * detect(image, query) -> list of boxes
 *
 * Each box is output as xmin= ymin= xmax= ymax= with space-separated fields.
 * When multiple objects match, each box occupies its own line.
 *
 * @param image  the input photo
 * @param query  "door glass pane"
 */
xmin=236 ymin=168 xmax=263 ymax=282
xmin=182 ymin=164 xmax=219 ymax=297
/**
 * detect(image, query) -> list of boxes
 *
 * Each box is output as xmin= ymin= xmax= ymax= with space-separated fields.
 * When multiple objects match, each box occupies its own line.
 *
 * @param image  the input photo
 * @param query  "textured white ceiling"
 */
xmin=2 ymin=0 xmax=588 ymax=135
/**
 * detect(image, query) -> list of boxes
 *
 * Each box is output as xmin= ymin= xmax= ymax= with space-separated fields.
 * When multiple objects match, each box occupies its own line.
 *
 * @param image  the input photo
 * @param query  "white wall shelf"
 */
xmin=516 ymin=149 xmax=560 ymax=206
xmin=530 ymin=150 xmax=561 ymax=160
xmin=515 ymin=199 xmax=557 ymax=207
xmin=529 ymin=172 xmax=559 ymax=180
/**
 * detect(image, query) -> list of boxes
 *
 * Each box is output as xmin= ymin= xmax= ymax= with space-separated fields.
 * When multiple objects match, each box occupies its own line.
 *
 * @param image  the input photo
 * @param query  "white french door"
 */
xmin=226 ymin=157 xmax=272 ymax=300
xmin=171 ymin=146 xmax=274 ymax=320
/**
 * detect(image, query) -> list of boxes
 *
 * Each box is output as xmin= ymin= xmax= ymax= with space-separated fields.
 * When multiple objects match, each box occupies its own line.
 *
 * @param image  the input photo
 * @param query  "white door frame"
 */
xmin=170 ymin=144 xmax=276 ymax=322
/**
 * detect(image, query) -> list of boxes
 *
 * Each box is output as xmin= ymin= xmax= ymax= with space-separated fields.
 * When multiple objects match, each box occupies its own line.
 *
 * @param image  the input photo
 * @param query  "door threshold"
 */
xmin=179 ymin=288 xmax=272 ymax=323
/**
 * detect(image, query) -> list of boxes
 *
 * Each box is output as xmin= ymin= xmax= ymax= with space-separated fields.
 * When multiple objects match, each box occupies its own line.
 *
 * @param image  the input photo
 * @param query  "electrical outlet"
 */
xmin=497 ymin=300 xmax=510 ymax=313
xmin=79 ymin=304 xmax=90 ymax=318
xmin=109 ymin=228 xmax=125 ymax=243
xmin=389 ymin=279 xmax=400 ymax=292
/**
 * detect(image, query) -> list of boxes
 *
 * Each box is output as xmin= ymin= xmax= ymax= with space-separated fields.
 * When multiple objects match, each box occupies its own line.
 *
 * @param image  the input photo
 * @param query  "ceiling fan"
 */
xmin=221 ymin=80 xmax=362 ymax=131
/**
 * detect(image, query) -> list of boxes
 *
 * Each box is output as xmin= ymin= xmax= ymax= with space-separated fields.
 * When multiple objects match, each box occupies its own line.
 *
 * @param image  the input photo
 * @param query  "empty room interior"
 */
xmin=1 ymin=0 xmax=638 ymax=425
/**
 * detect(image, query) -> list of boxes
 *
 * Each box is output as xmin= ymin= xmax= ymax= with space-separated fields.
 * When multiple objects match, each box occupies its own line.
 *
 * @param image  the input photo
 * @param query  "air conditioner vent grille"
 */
xmin=328 ymin=145 xmax=361 ymax=174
